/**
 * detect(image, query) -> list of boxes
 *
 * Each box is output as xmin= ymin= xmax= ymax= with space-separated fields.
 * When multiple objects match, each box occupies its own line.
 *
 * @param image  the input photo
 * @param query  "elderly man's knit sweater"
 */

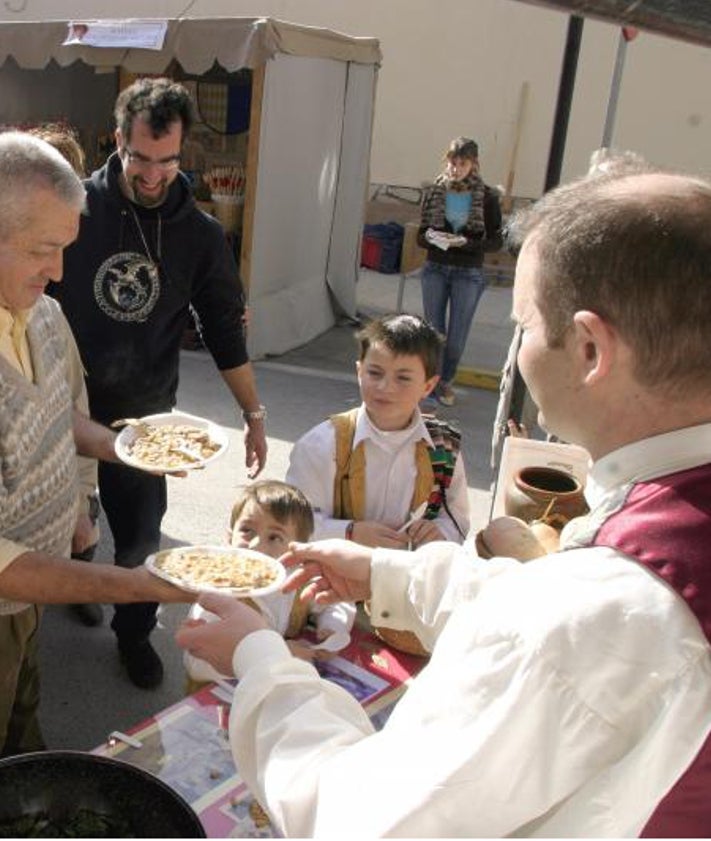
xmin=0 ymin=296 xmax=78 ymax=614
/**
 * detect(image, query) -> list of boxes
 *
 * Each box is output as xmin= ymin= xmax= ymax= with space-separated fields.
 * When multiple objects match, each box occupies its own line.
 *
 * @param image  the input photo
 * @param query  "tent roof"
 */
xmin=0 ymin=17 xmax=382 ymax=74
xmin=515 ymin=1 xmax=711 ymax=48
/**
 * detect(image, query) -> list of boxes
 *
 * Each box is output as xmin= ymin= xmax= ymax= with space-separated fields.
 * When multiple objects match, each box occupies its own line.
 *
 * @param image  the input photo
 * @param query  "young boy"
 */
xmin=286 ymin=314 xmax=470 ymax=550
xmin=184 ymin=480 xmax=355 ymax=688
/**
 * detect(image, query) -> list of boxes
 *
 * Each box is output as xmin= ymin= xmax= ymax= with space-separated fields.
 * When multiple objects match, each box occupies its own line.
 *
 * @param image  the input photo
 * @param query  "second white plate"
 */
xmin=114 ymin=411 xmax=229 ymax=474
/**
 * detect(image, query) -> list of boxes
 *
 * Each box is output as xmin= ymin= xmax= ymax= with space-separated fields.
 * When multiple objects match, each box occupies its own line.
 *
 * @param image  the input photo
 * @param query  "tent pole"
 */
xmin=601 ymin=29 xmax=628 ymax=148
xmin=544 ymin=14 xmax=585 ymax=192
xmin=507 ymin=14 xmax=584 ymax=429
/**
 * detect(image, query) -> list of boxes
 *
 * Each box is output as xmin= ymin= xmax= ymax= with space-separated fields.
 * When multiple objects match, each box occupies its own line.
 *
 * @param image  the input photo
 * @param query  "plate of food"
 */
xmin=113 ymin=411 xmax=229 ymax=473
xmin=145 ymin=545 xmax=287 ymax=598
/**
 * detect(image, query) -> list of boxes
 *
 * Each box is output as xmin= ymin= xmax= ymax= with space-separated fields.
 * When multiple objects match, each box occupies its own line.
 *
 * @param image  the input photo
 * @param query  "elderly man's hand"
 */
xmin=175 ymin=594 xmax=268 ymax=676
xmin=131 ymin=566 xmax=195 ymax=602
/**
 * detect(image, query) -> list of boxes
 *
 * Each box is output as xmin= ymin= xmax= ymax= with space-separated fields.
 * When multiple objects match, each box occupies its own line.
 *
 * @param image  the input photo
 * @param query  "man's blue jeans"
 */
xmin=421 ymin=261 xmax=487 ymax=384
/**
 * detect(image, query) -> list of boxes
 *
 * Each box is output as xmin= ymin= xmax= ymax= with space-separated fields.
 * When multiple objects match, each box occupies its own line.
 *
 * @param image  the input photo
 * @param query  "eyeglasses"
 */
xmin=122 ymin=147 xmax=181 ymax=171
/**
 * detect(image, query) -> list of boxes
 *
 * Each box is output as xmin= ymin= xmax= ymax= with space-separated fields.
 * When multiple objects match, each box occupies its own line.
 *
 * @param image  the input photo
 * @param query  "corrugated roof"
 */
xmin=517 ymin=1 xmax=711 ymax=47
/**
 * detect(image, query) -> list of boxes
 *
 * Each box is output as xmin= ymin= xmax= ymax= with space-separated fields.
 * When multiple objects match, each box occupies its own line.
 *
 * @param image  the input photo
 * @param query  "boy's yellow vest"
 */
xmin=330 ymin=408 xmax=462 ymax=525
xmin=329 ymin=408 xmax=462 ymax=657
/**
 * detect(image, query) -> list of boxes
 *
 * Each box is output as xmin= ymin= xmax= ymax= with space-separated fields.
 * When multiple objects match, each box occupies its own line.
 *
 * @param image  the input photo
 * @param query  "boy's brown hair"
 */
xmin=356 ymin=314 xmax=444 ymax=379
xmin=229 ymin=480 xmax=314 ymax=542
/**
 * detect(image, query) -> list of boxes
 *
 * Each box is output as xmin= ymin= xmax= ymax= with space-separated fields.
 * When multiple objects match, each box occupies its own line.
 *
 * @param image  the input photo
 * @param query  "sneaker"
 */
xmin=436 ymin=382 xmax=456 ymax=407
xmin=69 ymin=603 xmax=104 ymax=627
xmin=118 ymin=639 xmax=164 ymax=689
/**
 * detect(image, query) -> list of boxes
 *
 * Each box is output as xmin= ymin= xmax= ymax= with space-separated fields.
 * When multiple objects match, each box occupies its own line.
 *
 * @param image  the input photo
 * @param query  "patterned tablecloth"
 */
xmin=94 ymin=627 xmax=425 ymax=838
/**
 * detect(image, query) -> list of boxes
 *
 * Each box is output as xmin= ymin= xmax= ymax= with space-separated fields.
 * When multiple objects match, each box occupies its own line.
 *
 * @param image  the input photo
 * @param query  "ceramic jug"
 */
xmin=504 ymin=465 xmax=588 ymax=528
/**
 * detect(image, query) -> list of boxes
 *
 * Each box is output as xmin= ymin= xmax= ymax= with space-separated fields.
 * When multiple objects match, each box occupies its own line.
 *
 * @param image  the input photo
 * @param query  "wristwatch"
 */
xmin=242 ymin=405 xmax=267 ymax=423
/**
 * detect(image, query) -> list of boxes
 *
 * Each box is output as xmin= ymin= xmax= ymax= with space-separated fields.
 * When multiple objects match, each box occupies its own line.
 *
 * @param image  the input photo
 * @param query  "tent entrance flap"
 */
xmin=247 ymin=53 xmax=375 ymax=358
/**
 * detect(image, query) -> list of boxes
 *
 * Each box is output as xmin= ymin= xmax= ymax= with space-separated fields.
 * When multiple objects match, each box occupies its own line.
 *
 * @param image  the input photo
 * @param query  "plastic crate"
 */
xmin=360 ymin=222 xmax=404 ymax=274
xmin=360 ymin=235 xmax=383 ymax=271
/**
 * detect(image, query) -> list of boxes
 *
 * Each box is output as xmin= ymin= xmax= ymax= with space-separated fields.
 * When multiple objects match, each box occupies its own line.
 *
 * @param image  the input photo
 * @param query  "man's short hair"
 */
xmin=507 ymin=161 xmax=711 ymax=397
xmin=114 ymin=77 xmax=195 ymax=143
xmin=0 ymin=131 xmax=85 ymax=238
xmin=356 ymin=314 xmax=444 ymax=379
xmin=229 ymin=480 xmax=314 ymax=543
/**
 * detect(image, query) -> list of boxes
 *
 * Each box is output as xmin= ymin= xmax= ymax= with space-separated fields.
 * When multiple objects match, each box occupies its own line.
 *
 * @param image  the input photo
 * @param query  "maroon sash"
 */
xmin=593 ymin=464 xmax=711 ymax=837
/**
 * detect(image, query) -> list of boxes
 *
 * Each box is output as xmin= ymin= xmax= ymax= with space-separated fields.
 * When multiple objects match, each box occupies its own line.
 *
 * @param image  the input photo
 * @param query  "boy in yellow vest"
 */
xmin=286 ymin=314 xmax=470 ymax=550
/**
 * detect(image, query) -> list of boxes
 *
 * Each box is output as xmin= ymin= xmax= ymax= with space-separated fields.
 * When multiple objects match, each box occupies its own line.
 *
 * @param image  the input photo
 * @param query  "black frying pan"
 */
xmin=0 ymin=751 xmax=205 ymax=837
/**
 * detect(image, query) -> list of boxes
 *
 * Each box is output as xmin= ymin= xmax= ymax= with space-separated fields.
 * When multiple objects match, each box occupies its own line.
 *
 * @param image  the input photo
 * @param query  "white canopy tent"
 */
xmin=0 ymin=17 xmax=381 ymax=358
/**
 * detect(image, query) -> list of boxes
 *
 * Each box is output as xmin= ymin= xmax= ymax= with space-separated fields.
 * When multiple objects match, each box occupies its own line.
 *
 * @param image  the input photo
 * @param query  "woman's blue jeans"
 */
xmin=421 ymin=261 xmax=487 ymax=384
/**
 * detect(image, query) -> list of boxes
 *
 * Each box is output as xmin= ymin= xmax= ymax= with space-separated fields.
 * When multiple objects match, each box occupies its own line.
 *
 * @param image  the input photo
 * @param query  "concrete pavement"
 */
xmin=38 ymin=270 xmax=515 ymax=752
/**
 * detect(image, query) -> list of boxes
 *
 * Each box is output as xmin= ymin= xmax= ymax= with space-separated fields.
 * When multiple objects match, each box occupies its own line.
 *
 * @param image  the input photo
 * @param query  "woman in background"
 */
xmin=418 ymin=137 xmax=502 ymax=406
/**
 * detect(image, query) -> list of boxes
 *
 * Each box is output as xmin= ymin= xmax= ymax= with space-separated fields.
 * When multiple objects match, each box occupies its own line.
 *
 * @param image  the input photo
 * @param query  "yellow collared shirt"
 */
xmin=0 ymin=305 xmax=34 ymax=381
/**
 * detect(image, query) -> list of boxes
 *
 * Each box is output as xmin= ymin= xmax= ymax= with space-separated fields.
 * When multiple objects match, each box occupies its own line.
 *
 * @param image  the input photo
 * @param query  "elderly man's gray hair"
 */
xmin=0 ymin=131 xmax=85 ymax=237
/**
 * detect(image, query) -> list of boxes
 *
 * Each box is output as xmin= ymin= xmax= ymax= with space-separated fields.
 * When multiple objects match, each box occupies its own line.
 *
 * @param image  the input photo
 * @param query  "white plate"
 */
xmin=114 ymin=411 xmax=229 ymax=473
xmin=145 ymin=545 xmax=287 ymax=598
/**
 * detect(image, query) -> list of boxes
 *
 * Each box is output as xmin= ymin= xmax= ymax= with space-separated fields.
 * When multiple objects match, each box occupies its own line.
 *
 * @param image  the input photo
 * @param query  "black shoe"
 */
xmin=70 ymin=603 xmax=104 ymax=627
xmin=118 ymin=640 xmax=164 ymax=689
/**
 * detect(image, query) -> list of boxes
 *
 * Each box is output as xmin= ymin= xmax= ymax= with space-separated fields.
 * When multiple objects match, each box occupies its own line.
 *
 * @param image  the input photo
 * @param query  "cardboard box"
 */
xmin=400 ymin=222 xmax=427 ymax=275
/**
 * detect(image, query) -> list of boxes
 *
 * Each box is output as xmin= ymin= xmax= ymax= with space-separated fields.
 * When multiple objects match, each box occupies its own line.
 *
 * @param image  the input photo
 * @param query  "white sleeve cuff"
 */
xmin=369 ymin=548 xmax=417 ymax=630
xmin=233 ymin=628 xmax=293 ymax=679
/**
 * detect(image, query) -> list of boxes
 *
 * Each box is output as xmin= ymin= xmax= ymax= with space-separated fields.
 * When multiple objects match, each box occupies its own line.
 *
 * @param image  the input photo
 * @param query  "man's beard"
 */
xmin=130 ymin=175 xmax=169 ymax=208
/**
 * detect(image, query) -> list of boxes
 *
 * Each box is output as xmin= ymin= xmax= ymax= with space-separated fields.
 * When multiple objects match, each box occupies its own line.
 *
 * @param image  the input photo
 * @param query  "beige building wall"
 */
xmin=2 ymin=0 xmax=709 ymax=196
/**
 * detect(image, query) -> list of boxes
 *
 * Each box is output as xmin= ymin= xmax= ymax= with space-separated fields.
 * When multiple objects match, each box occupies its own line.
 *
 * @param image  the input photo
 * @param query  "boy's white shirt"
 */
xmin=286 ymin=404 xmax=470 ymax=543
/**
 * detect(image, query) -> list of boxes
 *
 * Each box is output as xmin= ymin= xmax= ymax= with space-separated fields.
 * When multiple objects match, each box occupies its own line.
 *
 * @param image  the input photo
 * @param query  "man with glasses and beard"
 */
xmin=53 ymin=77 xmax=268 ymax=690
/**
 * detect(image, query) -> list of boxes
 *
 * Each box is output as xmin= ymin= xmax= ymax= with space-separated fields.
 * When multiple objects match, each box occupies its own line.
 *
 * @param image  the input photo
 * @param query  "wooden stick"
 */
xmin=502 ymin=81 xmax=530 ymax=214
